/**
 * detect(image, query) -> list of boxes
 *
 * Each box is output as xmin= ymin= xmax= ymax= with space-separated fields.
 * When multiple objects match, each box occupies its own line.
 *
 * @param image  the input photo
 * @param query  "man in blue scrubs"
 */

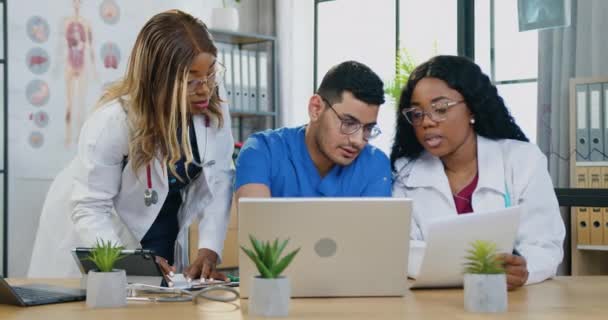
xmin=235 ymin=61 xmax=391 ymax=198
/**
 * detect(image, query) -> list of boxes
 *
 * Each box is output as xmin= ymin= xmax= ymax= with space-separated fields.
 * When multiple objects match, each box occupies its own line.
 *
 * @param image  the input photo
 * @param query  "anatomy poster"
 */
xmin=8 ymin=0 xmax=204 ymax=178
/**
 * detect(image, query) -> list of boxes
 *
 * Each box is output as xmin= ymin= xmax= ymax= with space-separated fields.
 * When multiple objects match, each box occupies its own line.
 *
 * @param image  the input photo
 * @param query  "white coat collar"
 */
xmin=404 ymin=135 xmax=506 ymax=196
xmin=192 ymin=114 xmax=213 ymax=166
xmin=147 ymin=113 xmax=214 ymax=189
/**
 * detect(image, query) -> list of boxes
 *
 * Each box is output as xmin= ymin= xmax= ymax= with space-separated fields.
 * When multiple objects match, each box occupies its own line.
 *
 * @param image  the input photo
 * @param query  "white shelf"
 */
xmin=577 ymin=245 xmax=608 ymax=251
xmin=575 ymin=162 xmax=608 ymax=167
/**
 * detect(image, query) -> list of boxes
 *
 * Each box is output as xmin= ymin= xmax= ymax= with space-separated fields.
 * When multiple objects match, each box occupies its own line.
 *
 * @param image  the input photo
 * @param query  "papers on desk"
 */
xmin=410 ymin=206 xmax=521 ymax=289
xmin=168 ymin=274 xmax=230 ymax=290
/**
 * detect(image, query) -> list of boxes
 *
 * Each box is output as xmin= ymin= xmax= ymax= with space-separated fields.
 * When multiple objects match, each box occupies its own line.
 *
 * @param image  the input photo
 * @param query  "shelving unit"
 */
xmin=210 ymin=29 xmax=278 ymax=143
xmin=190 ymin=29 xmax=278 ymax=269
xmin=569 ymin=77 xmax=608 ymax=275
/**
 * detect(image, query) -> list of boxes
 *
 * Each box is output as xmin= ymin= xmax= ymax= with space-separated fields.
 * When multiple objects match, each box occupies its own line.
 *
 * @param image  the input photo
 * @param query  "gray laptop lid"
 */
xmin=238 ymin=197 xmax=412 ymax=298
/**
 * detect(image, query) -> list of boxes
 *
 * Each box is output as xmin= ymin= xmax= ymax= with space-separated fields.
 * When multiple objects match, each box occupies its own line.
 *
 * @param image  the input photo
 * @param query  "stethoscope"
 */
xmin=144 ymin=116 xmax=210 ymax=207
xmin=127 ymin=283 xmax=239 ymax=303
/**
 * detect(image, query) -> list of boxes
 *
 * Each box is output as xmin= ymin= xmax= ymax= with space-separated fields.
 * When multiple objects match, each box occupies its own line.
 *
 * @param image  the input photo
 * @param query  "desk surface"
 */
xmin=1 ymin=276 xmax=607 ymax=319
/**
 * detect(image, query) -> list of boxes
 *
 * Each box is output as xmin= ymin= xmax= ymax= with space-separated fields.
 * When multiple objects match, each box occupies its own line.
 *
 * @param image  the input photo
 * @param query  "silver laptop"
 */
xmin=0 ymin=278 xmax=85 ymax=306
xmin=238 ymin=197 xmax=412 ymax=298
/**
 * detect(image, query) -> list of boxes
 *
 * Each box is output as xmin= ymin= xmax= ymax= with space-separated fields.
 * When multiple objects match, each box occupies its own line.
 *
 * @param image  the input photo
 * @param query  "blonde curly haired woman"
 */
xmin=29 ymin=10 xmax=234 ymax=284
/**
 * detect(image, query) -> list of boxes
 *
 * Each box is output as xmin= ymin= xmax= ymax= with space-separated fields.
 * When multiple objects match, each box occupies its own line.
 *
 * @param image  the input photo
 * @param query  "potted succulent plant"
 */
xmin=85 ymin=239 xmax=127 ymax=308
xmin=463 ymin=240 xmax=508 ymax=313
xmin=241 ymin=235 xmax=300 ymax=317
xmin=212 ymin=0 xmax=241 ymax=31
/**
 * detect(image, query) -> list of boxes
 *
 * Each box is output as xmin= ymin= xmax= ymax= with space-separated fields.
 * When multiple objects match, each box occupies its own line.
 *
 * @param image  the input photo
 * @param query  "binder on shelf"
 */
xmin=590 ymin=207 xmax=604 ymax=245
xmin=231 ymin=116 xmax=241 ymax=143
xmin=232 ymin=46 xmax=242 ymax=111
xmin=603 ymin=208 xmax=608 ymax=246
xmin=588 ymin=166 xmax=601 ymax=188
xmin=223 ymin=44 xmax=234 ymax=108
xmin=603 ymin=83 xmax=608 ymax=161
xmin=258 ymin=51 xmax=269 ymax=112
xmin=574 ymin=166 xmax=589 ymax=188
xmin=588 ymin=84 xmax=603 ymax=161
xmin=217 ymin=43 xmax=226 ymax=66
xmin=577 ymin=207 xmax=591 ymax=245
xmin=241 ymin=49 xmax=250 ymax=112
xmin=575 ymin=84 xmax=589 ymax=161
xmin=248 ymin=50 xmax=258 ymax=112
xmin=601 ymin=167 xmax=608 ymax=188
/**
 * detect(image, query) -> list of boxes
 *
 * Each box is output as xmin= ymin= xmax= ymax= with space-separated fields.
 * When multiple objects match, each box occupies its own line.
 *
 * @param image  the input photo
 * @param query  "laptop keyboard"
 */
xmin=13 ymin=286 xmax=72 ymax=302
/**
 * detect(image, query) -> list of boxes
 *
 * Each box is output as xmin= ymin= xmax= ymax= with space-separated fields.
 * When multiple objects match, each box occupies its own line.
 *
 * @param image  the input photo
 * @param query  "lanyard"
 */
xmin=503 ymin=182 xmax=511 ymax=208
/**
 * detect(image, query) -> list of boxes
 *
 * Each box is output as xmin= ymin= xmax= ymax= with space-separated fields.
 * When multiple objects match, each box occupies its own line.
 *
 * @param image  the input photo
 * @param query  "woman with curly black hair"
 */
xmin=391 ymin=55 xmax=564 ymax=289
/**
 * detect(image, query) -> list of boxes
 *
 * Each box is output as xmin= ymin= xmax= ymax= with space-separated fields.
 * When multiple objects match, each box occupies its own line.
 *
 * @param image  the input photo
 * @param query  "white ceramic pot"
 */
xmin=86 ymin=269 xmax=127 ymax=308
xmin=211 ymin=7 xmax=239 ymax=31
xmin=464 ymin=273 xmax=508 ymax=313
xmin=249 ymin=276 xmax=291 ymax=317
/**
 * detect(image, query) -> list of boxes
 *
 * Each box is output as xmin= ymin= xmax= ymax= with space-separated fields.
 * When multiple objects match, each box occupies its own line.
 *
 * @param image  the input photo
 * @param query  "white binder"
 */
xmin=233 ymin=46 xmax=242 ymax=111
xmin=604 ymin=83 xmax=608 ymax=160
xmin=248 ymin=50 xmax=258 ymax=112
xmin=259 ymin=51 xmax=269 ymax=112
xmin=576 ymin=84 xmax=589 ymax=161
xmin=589 ymin=83 xmax=603 ymax=161
xmin=232 ymin=116 xmax=240 ymax=143
xmin=223 ymin=44 xmax=234 ymax=106
xmin=241 ymin=49 xmax=250 ymax=112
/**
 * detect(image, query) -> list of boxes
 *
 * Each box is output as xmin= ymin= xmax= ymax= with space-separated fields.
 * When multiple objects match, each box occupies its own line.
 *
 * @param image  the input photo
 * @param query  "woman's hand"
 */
xmin=155 ymin=256 xmax=176 ymax=286
xmin=184 ymin=248 xmax=228 ymax=281
xmin=498 ymin=253 xmax=529 ymax=290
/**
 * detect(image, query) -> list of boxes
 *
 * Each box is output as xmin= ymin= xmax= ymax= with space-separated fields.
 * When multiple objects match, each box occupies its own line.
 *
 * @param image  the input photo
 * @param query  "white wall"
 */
xmin=6 ymin=0 xmax=273 ymax=277
xmin=277 ymin=0 xmax=315 ymax=127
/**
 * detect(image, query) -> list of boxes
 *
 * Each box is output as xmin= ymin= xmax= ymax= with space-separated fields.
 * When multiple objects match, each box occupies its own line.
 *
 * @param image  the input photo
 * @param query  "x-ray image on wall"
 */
xmin=518 ymin=0 xmax=571 ymax=32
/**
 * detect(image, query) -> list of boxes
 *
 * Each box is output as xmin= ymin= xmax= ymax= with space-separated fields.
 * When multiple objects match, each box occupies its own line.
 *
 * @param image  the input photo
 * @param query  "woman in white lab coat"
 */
xmin=28 ymin=10 xmax=234 ymax=281
xmin=391 ymin=55 xmax=565 ymax=289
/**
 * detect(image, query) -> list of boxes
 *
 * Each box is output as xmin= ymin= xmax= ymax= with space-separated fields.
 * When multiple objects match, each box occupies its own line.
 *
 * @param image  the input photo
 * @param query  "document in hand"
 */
xmin=410 ymin=206 xmax=521 ymax=289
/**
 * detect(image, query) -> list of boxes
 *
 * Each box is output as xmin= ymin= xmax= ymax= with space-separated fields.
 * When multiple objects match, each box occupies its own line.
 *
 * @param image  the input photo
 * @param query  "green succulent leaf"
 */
xmin=271 ymin=248 xmax=300 ymax=277
xmin=463 ymin=240 xmax=505 ymax=274
xmin=241 ymin=246 xmax=273 ymax=278
xmin=85 ymin=238 xmax=125 ymax=272
xmin=241 ymin=235 xmax=301 ymax=279
xmin=249 ymin=235 xmax=264 ymax=258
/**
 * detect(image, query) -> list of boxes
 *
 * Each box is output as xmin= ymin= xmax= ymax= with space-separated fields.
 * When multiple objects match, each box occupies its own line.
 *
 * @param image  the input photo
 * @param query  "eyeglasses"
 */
xmin=401 ymin=100 xmax=465 ymax=126
xmin=187 ymin=63 xmax=226 ymax=96
xmin=320 ymin=96 xmax=382 ymax=141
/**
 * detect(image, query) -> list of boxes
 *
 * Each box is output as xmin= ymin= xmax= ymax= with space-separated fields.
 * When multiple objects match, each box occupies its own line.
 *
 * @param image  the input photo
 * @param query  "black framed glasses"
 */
xmin=187 ymin=62 xmax=226 ymax=95
xmin=320 ymin=96 xmax=382 ymax=140
xmin=401 ymin=100 xmax=465 ymax=126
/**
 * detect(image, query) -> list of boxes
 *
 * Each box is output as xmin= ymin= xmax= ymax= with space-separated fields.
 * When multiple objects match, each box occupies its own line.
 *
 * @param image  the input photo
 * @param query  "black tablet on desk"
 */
xmin=72 ymin=248 xmax=163 ymax=285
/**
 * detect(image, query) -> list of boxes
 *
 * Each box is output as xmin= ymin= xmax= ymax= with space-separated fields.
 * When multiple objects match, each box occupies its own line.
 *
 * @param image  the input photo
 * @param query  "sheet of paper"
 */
xmin=168 ymin=273 xmax=228 ymax=289
xmin=410 ymin=206 xmax=521 ymax=289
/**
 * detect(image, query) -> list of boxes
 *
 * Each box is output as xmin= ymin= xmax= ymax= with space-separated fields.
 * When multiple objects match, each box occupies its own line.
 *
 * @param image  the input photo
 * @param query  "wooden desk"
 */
xmin=1 ymin=276 xmax=607 ymax=319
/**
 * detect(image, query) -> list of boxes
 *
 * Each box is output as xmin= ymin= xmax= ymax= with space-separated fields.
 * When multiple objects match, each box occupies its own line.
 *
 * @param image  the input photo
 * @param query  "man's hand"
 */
xmin=184 ymin=248 xmax=228 ymax=281
xmin=498 ymin=253 xmax=529 ymax=290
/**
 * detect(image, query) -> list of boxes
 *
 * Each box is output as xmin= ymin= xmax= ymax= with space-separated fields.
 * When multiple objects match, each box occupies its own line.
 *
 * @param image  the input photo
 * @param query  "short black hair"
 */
xmin=390 ymin=55 xmax=528 ymax=168
xmin=317 ymin=60 xmax=385 ymax=106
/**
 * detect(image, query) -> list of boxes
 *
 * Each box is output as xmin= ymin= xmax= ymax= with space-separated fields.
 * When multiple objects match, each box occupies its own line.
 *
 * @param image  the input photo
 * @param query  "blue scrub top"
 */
xmin=235 ymin=126 xmax=392 ymax=197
